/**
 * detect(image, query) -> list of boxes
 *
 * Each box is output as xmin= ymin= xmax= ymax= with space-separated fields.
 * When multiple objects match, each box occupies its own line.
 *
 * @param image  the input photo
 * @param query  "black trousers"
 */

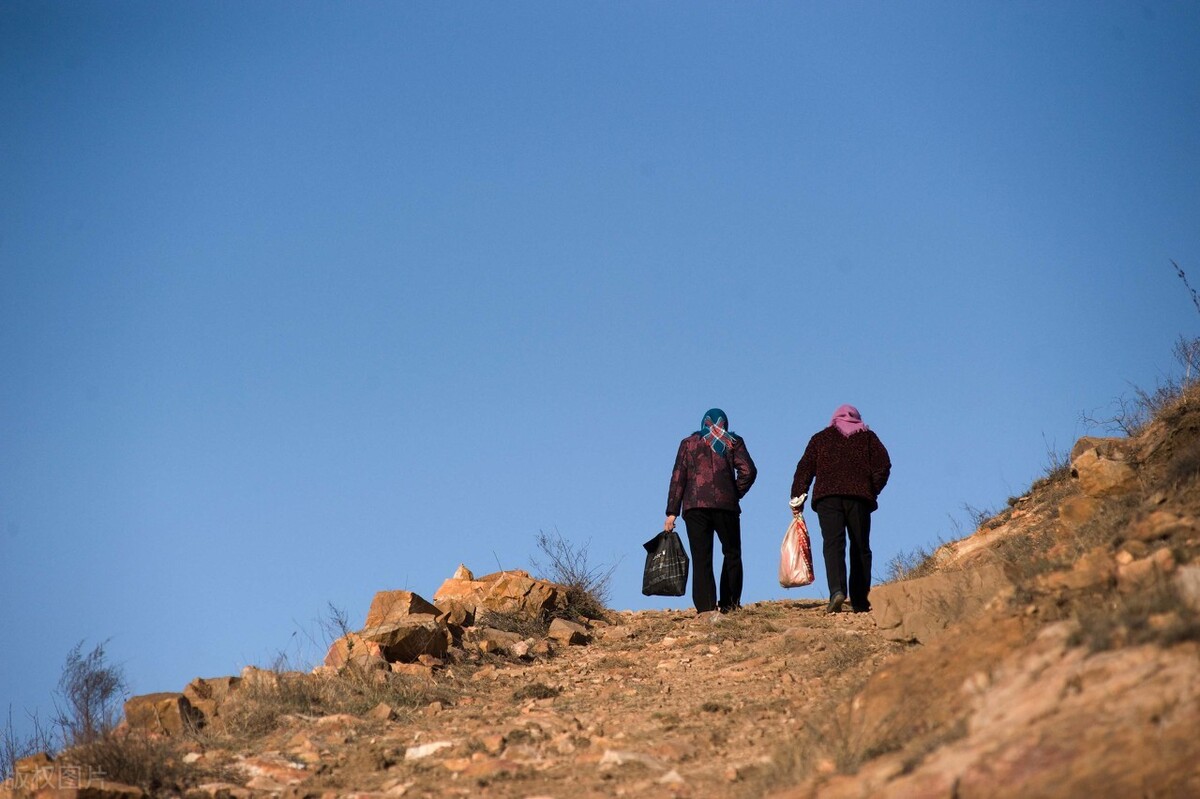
xmin=682 ymin=507 xmax=742 ymax=613
xmin=815 ymin=496 xmax=873 ymax=609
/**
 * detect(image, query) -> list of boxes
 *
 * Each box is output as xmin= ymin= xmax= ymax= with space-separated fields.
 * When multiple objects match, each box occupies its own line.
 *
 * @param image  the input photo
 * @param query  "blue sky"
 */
xmin=3 ymin=2 xmax=1199 ymax=739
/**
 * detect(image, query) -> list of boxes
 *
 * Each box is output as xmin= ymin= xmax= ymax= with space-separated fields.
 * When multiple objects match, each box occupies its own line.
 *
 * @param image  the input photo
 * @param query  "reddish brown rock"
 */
xmin=123 ymin=693 xmax=201 ymax=736
xmin=433 ymin=567 xmax=566 ymax=622
xmin=362 ymin=590 xmax=442 ymax=628
xmin=323 ymin=633 xmax=385 ymax=669
xmin=1071 ymin=438 xmax=1139 ymax=497
xmin=359 ymin=621 xmax=451 ymax=662
xmin=182 ymin=676 xmax=241 ymax=728
xmin=547 ymin=617 xmax=590 ymax=645
xmin=390 ymin=662 xmax=435 ymax=679
xmin=1117 ymin=547 xmax=1177 ymax=593
xmin=871 ymin=563 xmax=1012 ymax=643
xmin=1175 ymin=565 xmax=1200 ymax=612
xmin=470 ymin=627 xmax=523 ymax=655
xmin=32 ymin=781 xmax=145 ymax=799
xmin=1057 ymin=495 xmax=1098 ymax=531
xmin=1128 ymin=511 xmax=1199 ymax=543
xmin=1036 ymin=546 xmax=1115 ymax=592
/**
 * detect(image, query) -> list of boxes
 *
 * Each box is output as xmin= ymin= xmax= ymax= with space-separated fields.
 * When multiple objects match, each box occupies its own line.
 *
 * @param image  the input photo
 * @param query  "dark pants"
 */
xmin=682 ymin=507 xmax=742 ymax=612
xmin=815 ymin=496 xmax=873 ymax=609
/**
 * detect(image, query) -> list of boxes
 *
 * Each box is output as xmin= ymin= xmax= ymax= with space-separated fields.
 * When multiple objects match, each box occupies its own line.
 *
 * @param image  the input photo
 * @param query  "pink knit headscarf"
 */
xmin=830 ymin=404 xmax=868 ymax=437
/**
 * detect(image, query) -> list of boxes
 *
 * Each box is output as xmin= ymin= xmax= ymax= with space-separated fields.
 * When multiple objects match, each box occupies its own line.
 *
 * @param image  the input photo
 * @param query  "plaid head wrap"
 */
xmin=698 ymin=408 xmax=740 ymax=456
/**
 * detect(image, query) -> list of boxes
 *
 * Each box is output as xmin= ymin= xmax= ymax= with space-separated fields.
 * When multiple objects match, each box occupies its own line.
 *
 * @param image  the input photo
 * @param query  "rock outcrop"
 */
xmin=870 ymin=562 xmax=1012 ymax=643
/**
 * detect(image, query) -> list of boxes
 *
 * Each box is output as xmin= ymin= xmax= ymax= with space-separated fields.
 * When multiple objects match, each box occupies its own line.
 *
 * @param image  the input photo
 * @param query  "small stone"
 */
xmin=404 ymin=741 xmax=453 ymax=760
xmin=478 ymin=733 xmax=505 ymax=755
xmin=367 ymin=702 xmax=395 ymax=722
xmin=548 ymin=617 xmax=591 ymax=645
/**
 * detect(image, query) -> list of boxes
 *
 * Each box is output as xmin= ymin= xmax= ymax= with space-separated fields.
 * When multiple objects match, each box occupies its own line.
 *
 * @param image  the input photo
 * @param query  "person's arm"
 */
xmin=791 ymin=437 xmax=818 ymax=510
xmin=665 ymin=440 xmax=688 ymax=529
xmin=732 ymin=441 xmax=757 ymax=499
xmin=870 ymin=432 xmax=892 ymax=497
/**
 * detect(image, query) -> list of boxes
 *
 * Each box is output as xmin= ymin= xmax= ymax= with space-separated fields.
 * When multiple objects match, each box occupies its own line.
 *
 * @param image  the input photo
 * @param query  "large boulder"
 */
xmin=182 ymin=676 xmax=241 ymax=729
xmin=871 ymin=563 xmax=1012 ymax=643
xmin=434 ymin=567 xmax=566 ymax=622
xmin=123 ymin=692 xmax=202 ymax=736
xmin=1071 ymin=436 xmax=1139 ymax=497
xmin=359 ymin=620 xmax=451 ymax=662
xmin=323 ymin=632 xmax=385 ymax=669
xmin=363 ymin=590 xmax=442 ymax=628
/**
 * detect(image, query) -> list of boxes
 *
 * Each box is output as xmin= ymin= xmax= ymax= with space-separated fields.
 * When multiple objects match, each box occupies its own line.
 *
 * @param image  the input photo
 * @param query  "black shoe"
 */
xmin=718 ymin=602 xmax=741 ymax=615
xmin=827 ymin=592 xmax=845 ymax=613
xmin=851 ymin=604 xmax=871 ymax=614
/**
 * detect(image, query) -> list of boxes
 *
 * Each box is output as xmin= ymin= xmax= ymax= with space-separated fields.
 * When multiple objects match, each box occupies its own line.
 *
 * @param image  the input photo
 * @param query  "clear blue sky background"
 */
xmin=3 ymin=2 xmax=1199 ymax=739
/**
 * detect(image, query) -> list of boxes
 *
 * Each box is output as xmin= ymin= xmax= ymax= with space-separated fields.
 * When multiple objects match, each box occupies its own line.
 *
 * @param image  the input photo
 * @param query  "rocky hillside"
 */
xmin=5 ymin=386 xmax=1200 ymax=799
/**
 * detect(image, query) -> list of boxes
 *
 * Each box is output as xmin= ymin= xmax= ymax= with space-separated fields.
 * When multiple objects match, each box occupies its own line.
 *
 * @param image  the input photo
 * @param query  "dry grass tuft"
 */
xmin=530 ymin=529 xmax=616 ymax=622
xmin=61 ymin=731 xmax=214 ymax=795
xmin=219 ymin=667 xmax=451 ymax=740
xmin=476 ymin=609 xmax=549 ymax=640
xmin=512 ymin=682 xmax=561 ymax=702
xmin=1068 ymin=577 xmax=1200 ymax=651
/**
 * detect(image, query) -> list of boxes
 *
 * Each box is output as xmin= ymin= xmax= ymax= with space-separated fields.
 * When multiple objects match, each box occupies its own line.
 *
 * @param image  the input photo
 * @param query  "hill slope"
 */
xmin=6 ymin=385 xmax=1200 ymax=799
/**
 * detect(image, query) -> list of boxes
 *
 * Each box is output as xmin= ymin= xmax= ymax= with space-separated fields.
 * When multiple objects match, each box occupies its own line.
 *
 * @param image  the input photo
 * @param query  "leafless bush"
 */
xmin=476 ymin=608 xmax=549 ymax=639
xmin=1172 ymin=334 xmax=1200 ymax=383
xmin=53 ymin=641 xmax=126 ymax=748
xmin=1171 ymin=259 xmax=1200 ymax=317
xmin=319 ymin=602 xmax=354 ymax=643
xmin=62 ymin=731 xmax=206 ymax=794
xmin=963 ymin=502 xmax=1008 ymax=531
xmin=1 ymin=707 xmax=55 ymax=782
xmin=884 ymin=544 xmax=938 ymax=583
xmin=1082 ymin=340 xmax=1198 ymax=438
xmin=1039 ymin=434 xmax=1073 ymax=483
xmin=530 ymin=528 xmax=617 ymax=621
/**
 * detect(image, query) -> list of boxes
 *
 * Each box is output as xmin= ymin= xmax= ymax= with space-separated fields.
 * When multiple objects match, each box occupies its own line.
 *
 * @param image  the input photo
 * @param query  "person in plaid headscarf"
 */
xmin=665 ymin=408 xmax=758 ymax=617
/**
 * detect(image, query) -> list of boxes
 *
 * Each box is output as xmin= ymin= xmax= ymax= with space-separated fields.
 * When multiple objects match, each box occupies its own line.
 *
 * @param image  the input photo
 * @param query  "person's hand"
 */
xmin=792 ymin=504 xmax=802 ymax=517
xmin=664 ymin=515 xmax=676 ymax=532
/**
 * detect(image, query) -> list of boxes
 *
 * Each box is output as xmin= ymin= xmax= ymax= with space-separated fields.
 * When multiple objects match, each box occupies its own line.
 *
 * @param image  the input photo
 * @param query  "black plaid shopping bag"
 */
xmin=641 ymin=529 xmax=690 ymax=596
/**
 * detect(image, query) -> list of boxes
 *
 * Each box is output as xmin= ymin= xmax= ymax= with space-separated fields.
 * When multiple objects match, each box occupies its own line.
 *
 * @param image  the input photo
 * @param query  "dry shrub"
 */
xmin=61 ymin=731 xmax=209 ymax=794
xmin=54 ymin=641 xmax=127 ymax=748
xmin=1 ymin=708 xmax=54 ymax=782
xmin=220 ymin=667 xmax=450 ymax=739
xmin=530 ymin=529 xmax=615 ymax=622
xmin=476 ymin=609 xmax=549 ymax=640
xmin=766 ymin=696 xmax=906 ymax=781
xmin=885 ymin=544 xmax=939 ymax=582
xmin=821 ymin=634 xmax=878 ymax=673
xmin=512 ymin=683 xmax=560 ymax=702
xmin=1068 ymin=576 xmax=1200 ymax=652
xmin=1166 ymin=437 xmax=1200 ymax=486
xmin=748 ymin=686 xmax=967 ymax=798
xmin=990 ymin=529 xmax=1058 ymax=581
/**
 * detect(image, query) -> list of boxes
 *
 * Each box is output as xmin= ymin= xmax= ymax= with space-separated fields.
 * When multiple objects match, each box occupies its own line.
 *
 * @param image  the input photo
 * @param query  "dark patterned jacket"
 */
xmin=666 ymin=434 xmax=757 ymax=516
xmin=791 ymin=427 xmax=891 ymax=511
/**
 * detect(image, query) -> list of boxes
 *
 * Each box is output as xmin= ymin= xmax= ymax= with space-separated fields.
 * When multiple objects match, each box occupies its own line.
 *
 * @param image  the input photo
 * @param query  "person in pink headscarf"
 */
xmin=791 ymin=405 xmax=891 ymax=613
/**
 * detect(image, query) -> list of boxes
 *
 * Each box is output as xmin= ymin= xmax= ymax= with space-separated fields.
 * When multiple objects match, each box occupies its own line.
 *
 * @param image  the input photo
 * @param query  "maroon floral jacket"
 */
xmin=791 ymin=427 xmax=891 ymax=511
xmin=666 ymin=434 xmax=757 ymax=516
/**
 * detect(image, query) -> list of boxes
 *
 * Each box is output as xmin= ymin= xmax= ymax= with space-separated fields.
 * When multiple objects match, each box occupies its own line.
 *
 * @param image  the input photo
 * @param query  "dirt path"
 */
xmin=249 ymin=600 xmax=899 ymax=799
